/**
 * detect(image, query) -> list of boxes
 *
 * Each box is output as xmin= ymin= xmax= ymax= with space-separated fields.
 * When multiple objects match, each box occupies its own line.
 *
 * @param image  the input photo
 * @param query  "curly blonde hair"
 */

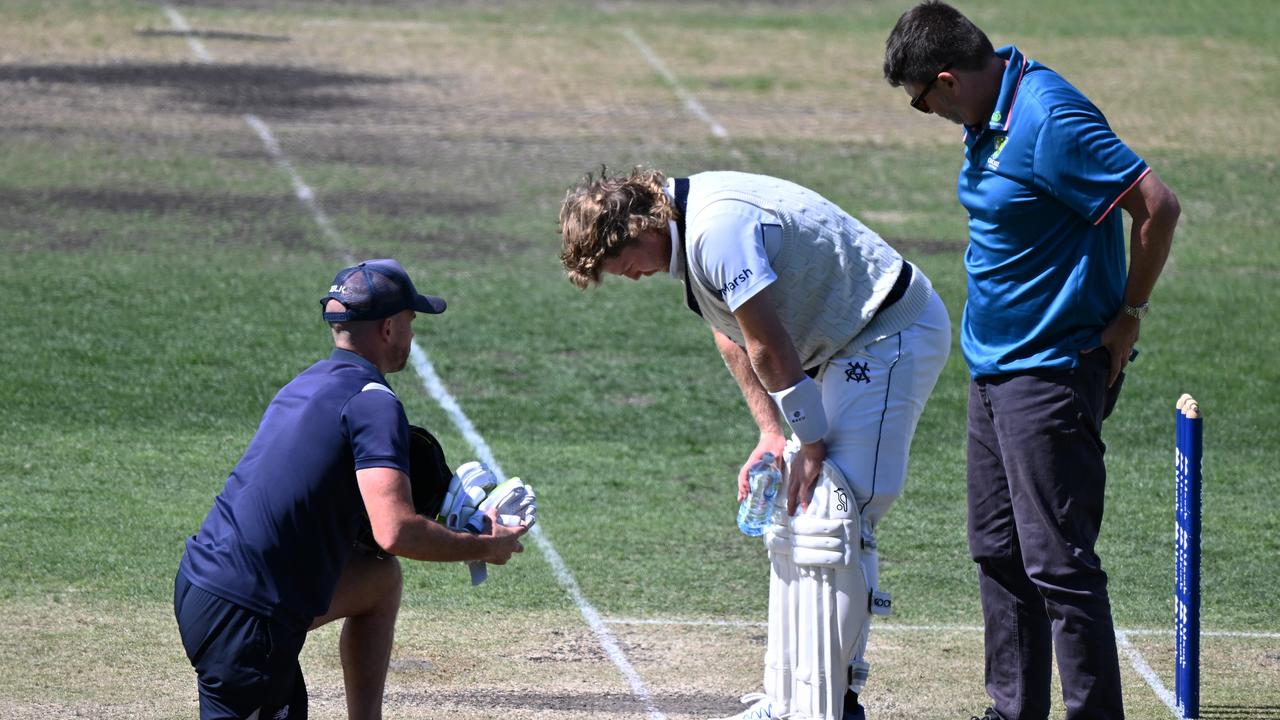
xmin=558 ymin=166 xmax=676 ymax=288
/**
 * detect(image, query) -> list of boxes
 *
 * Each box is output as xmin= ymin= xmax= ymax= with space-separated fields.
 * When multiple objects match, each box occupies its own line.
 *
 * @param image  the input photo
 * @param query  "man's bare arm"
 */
xmin=732 ymin=286 xmax=826 ymax=513
xmin=1091 ymin=170 xmax=1181 ymax=385
xmin=356 ymin=467 xmax=526 ymax=564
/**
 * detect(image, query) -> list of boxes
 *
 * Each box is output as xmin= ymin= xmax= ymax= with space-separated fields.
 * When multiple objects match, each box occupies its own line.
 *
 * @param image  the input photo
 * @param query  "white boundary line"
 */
xmin=598 ymin=2 xmax=731 ymax=142
xmin=617 ymin=26 xmax=728 ymax=139
xmin=162 ymin=7 xmax=667 ymax=720
xmin=162 ymin=6 xmax=213 ymax=61
xmin=164 ymin=6 xmax=342 ymax=246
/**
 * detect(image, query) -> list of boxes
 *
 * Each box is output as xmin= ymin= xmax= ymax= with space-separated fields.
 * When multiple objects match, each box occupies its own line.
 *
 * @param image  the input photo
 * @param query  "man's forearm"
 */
xmin=1122 ymin=173 xmax=1180 ymax=305
xmin=715 ymin=330 xmax=786 ymax=436
xmin=382 ymin=516 xmax=495 ymax=563
xmin=1125 ymin=217 xmax=1175 ymax=305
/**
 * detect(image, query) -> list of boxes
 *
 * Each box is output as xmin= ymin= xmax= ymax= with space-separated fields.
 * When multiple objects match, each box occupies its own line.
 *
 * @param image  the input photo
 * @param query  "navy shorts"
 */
xmin=174 ymin=571 xmax=309 ymax=720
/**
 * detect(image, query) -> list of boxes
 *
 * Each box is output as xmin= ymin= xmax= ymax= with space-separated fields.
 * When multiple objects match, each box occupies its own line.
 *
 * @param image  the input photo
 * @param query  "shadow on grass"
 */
xmin=135 ymin=28 xmax=292 ymax=43
xmin=0 ymin=186 xmax=515 ymax=257
xmin=0 ymin=187 xmax=498 ymax=219
xmin=0 ymin=62 xmax=402 ymax=116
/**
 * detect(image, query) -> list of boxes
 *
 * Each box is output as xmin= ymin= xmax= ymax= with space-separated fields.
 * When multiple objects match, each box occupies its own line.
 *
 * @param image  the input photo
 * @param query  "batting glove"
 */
xmin=465 ymin=477 xmax=537 ymax=585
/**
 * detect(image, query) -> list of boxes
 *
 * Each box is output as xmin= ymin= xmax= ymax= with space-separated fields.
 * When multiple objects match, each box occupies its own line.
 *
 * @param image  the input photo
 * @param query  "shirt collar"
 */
xmin=330 ymin=347 xmax=387 ymax=383
xmin=966 ymin=45 xmax=1028 ymax=144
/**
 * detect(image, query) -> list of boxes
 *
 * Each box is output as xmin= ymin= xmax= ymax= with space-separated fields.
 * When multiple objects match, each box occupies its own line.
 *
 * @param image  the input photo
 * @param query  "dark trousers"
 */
xmin=966 ymin=351 xmax=1125 ymax=720
xmin=174 ymin=571 xmax=309 ymax=720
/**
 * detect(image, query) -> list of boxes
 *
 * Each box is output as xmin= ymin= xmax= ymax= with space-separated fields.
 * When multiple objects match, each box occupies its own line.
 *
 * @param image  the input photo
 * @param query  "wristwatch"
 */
xmin=1121 ymin=302 xmax=1150 ymax=320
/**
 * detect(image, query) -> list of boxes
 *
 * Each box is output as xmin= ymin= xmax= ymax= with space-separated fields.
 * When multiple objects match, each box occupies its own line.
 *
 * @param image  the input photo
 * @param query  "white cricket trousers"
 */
xmin=820 ymin=289 xmax=951 ymax=685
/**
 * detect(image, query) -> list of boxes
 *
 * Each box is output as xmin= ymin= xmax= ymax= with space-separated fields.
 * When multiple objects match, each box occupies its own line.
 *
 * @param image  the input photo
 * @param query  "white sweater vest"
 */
xmin=680 ymin=172 xmax=933 ymax=369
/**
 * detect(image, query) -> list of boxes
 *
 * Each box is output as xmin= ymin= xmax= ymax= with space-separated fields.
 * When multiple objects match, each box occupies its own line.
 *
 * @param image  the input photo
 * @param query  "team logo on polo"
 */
xmin=987 ymin=135 xmax=1008 ymax=170
xmin=844 ymin=361 xmax=871 ymax=383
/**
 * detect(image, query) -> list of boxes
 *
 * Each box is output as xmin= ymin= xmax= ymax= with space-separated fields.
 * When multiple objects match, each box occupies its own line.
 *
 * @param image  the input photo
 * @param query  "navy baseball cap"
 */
xmin=321 ymin=259 xmax=447 ymax=322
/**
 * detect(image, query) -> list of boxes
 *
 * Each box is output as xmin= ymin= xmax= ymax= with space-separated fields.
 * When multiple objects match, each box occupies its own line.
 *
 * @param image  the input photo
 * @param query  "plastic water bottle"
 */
xmin=737 ymin=452 xmax=781 ymax=537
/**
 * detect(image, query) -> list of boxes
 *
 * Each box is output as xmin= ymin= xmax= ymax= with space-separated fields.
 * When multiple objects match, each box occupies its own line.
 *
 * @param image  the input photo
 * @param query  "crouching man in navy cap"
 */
xmin=175 ymin=259 xmax=529 ymax=720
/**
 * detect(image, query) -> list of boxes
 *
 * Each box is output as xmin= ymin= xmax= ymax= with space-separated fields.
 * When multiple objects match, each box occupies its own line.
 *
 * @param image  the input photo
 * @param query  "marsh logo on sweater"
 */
xmin=717 ymin=268 xmax=754 ymax=300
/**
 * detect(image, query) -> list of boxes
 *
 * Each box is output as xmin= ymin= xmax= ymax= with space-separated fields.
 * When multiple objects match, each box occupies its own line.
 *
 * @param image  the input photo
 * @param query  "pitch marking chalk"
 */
xmin=162 ymin=6 xmax=213 ymax=62
xmin=599 ymin=2 xmax=732 ymax=143
xmin=618 ymin=26 xmax=728 ymax=139
xmin=408 ymin=344 xmax=668 ymax=720
xmin=164 ymin=6 xmax=341 ymax=247
xmin=604 ymin=617 xmax=1280 ymax=639
xmin=1117 ymin=629 xmax=1180 ymax=718
xmin=606 ymin=617 xmax=1278 ymax=719
xmin=162 ymin=7 xmax=667 ymax=719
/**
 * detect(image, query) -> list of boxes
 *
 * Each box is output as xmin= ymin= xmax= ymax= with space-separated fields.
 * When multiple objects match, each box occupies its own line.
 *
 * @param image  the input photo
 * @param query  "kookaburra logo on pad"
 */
xmin=835 ymin=489 xmax=848 ymax=512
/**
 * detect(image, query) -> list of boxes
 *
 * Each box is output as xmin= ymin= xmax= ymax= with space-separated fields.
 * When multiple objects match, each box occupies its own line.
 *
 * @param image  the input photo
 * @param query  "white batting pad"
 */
xmin=789 ymin=461 xmax=865 ymax=720
xmin=763 ymin=496 xmax=795 ymax=710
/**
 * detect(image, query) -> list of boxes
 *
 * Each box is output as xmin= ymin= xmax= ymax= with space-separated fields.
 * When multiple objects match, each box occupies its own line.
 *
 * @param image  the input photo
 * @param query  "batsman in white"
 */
xmin=559 ymin=169 xmax=951 ymax=720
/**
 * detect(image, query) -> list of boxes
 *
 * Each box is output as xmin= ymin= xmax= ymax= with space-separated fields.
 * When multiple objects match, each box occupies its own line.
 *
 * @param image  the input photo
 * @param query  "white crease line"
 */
xmin=609 ymin=618 xmax=767 ymax=628
xmin=617 ymin=27 xmax=728 ymax=139
xmin=1116 ymin=629 xmax=1180 ymax=718
xmin=606 ymin=619 xmax=985 ymax=633
xmin=610 ymin=617 xmax=1280 ymax=718
xmin=603 ymin=617 xmax=1280 ymax=639
xmin=1122 ymin=628 xmax=1280 ymax=639
xmin=163 ymin=6 xmax=666 ymax=719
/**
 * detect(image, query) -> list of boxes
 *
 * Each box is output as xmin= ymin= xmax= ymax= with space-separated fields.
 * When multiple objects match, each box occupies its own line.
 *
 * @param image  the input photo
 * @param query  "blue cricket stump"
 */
xmin=1175 ymin=393 xmax=1203 ymax=719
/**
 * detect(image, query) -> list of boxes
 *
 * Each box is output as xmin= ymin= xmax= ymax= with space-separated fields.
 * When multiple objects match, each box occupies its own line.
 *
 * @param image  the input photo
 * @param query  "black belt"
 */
xmin=880 ymin=261 xmax=913 ymax=314
xmin=804 ymin=262 xmax=913 ymax=379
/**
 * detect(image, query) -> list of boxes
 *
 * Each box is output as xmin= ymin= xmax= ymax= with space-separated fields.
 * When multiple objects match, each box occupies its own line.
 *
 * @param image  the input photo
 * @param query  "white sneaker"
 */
xmin=711 ymin=693 xmax=788 ymax=720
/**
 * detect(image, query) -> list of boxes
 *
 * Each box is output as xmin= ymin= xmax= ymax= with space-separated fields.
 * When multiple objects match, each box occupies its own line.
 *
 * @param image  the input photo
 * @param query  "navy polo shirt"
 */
xmin=179 ymin=348 xmax=410 ymax=630
xmin=957 ymin=46 xmax=1149 ymax=378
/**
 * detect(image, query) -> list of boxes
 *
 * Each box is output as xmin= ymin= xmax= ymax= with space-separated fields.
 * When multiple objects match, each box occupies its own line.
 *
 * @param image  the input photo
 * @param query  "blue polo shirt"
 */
xmin=958 ymin=46 xmax=1149 ymax=378
xmin=179 ymin=348 xmax=410 ymax=630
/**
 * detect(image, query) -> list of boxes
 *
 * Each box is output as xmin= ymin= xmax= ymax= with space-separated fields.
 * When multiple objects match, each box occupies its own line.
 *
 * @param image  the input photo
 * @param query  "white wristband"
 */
xmin=769 ymin=376 xmax=828 ymax=444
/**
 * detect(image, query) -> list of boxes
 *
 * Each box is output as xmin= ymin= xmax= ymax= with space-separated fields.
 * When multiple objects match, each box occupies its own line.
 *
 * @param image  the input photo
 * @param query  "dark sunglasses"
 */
xmin=910 ymin=62 xmax=953 ymax=113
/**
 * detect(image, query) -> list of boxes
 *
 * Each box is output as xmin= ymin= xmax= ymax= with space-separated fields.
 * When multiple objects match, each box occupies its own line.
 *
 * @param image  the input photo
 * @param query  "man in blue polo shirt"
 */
xmin=175 ymin=259 xmax=529 ymax=720
xmin=883 ymin=4 xmax=1180 ymax=720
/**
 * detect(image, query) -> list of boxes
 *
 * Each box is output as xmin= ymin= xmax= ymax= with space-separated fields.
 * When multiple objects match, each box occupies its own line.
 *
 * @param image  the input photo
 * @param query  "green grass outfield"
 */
xmin=2 ymin=1 xmax=1277 ymax=718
